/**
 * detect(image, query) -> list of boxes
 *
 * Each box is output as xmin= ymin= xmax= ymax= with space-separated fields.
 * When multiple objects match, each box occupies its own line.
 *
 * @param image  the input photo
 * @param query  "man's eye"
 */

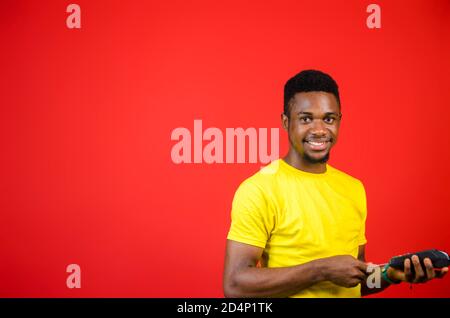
xmin=324 ymin=117 xmax=335 ymax=124
xmin=299 ymin=117 xmax=312 ymax=123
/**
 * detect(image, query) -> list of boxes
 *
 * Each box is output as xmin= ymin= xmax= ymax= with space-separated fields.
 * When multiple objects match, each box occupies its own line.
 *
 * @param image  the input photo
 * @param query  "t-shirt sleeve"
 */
xmin=227 ymin=179 xmax=274 ymax=249
xmin=357 ymin=181 xmax=368 ymax=245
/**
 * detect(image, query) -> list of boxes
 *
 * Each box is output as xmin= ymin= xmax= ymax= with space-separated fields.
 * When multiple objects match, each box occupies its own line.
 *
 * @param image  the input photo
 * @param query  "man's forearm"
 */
xmin=224 ymin=259 xmax=327 ymax=298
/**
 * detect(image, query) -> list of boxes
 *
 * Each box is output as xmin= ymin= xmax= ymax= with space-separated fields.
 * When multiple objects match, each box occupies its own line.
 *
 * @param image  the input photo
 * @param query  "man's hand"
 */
xmin=387 ymin=255 xmax=449 ymax=283
xmin=319 ymin=255 xmax=368 ymax=288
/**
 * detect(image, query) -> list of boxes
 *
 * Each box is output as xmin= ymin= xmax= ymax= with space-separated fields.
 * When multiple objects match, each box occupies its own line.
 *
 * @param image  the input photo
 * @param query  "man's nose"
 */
xmin=310 ymin=119 xmax=327 ymax=136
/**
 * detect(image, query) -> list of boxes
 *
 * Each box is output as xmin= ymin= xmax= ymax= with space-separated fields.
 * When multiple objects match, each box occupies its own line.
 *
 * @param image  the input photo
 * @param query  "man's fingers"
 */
xmin=435 ymin=267 xmax=449 ymax=279
xmin=412 ymin=255 xmax=426 ymax=283
xmin=424 ymin=258 xmax=435 ymax=280
xmin=404 ymin=258 xmax=413 ymax=282
xmin=356 ymin=269 xmax=368 ymax=281
xmin=357 ymin=261 xmax=368 ymax=273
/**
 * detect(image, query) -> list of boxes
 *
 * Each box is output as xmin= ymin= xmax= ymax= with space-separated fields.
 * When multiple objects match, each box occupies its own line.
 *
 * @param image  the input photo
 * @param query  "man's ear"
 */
xmin=281 ymin=113 xmax=289 ymax=132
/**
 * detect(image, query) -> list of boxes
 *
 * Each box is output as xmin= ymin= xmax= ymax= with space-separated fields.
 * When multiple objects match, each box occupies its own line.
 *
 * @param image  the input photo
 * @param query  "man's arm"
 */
xmin=223 ymin=240 xmax=368 ymax=298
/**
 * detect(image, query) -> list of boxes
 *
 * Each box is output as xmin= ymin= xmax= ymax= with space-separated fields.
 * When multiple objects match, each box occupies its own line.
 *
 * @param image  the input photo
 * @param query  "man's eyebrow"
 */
xmin=296 ymin=111 xmax=340 ymax=116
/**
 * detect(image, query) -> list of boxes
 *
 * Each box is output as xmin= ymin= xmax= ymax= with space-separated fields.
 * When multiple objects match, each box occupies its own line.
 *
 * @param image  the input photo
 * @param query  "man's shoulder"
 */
xmin=327 ymin=165 xmax=364 ymax=188
xmin=235 ymin=160 xmax=281 ymax=193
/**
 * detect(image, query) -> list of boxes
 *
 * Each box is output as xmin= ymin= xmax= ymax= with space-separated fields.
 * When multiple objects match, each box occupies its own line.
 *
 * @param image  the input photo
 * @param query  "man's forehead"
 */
xmin=291 ymin=91 xmax=339 ymax=112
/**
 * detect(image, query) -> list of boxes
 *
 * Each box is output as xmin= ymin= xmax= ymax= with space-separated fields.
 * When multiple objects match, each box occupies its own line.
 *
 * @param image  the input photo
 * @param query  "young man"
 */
xmin=223 ymin=70 xmax=448 ymax=297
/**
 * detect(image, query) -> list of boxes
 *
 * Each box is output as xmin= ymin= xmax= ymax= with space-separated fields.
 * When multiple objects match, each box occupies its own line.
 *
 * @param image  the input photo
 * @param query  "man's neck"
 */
xmin=283 ymin=151 xmax=327 ymax=174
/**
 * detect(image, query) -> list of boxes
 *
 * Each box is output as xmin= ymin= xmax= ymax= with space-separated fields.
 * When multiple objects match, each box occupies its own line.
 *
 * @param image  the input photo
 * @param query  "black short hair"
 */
xmin=283 ymin=69 xmax=340 ymax=117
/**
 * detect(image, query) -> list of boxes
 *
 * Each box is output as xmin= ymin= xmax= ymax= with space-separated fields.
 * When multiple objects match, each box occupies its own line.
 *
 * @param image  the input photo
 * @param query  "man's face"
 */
xmin=282 ymin=91 xmax=341 ymax=164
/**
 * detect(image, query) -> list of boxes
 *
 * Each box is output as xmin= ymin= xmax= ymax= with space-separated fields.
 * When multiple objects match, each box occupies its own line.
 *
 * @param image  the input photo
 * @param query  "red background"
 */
xmin=1 ymin=0 xmax=449 ymax=297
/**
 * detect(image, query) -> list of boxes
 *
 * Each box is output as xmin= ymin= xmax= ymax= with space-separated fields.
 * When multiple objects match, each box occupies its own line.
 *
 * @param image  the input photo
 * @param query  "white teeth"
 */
xmin=308 ymin=141 xmax=325 ymax=146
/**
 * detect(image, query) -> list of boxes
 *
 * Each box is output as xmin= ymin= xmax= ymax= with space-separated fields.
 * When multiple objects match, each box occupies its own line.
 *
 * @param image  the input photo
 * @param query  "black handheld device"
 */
xmin=389 ymin=249 xmax=450 ymax=274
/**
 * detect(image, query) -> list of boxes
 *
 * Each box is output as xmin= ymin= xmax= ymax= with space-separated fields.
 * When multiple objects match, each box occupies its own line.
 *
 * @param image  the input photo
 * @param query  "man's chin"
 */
xmin=304 ymin=152 xmax=330 ymax=164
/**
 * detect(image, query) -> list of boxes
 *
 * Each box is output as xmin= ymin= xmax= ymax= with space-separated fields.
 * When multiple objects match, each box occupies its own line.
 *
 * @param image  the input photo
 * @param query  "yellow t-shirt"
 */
xmin=227 ymin=158 xmax=367 ymax=298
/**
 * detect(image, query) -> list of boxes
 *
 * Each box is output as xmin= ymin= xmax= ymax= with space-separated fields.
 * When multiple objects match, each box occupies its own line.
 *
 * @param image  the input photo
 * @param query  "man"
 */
xmin=223 ymin=70 xmax=448 ymax=297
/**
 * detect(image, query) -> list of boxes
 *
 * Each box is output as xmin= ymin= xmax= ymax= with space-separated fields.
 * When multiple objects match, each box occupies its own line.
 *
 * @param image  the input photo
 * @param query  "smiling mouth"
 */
xmin=304 ymin=139 xmax=331 ymax=151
